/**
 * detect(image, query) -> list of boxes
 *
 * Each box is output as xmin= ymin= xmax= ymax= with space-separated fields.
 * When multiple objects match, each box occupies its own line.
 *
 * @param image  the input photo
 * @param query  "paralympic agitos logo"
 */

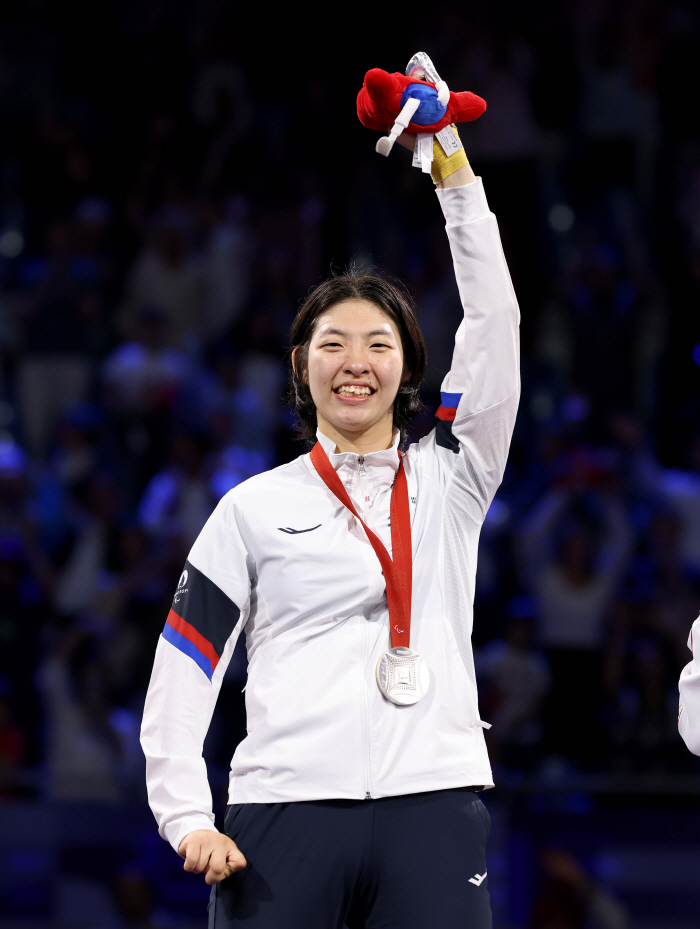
xmin=173 ymin=569 xmax=189 ymax=603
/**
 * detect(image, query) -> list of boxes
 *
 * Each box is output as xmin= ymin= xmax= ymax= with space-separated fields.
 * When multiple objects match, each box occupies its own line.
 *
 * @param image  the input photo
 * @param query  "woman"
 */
xmin=141 ymin=130 xmax=520 ymax=928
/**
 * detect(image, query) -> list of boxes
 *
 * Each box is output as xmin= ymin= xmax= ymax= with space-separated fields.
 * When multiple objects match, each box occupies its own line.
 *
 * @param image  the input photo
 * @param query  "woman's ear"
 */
xmin=291 ymin=346 xmax=309 ymax=385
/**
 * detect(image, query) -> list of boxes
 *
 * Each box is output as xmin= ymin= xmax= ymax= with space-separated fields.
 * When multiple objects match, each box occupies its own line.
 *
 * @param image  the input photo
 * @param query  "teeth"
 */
xmin=337 ymin=386 xmax=372 ymax=396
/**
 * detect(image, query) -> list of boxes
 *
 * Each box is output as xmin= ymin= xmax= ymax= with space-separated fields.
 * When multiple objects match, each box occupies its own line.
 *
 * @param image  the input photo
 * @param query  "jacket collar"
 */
xmin=316 ymin=428 xmax=401 ymax=485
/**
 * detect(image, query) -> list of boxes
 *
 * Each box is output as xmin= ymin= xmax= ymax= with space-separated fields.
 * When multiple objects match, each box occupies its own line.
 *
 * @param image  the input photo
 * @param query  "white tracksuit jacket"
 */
xmin=140 ymin=178 xmax=521 ymax=853
xmin=679 ymin=617 xmax=700 ymax=755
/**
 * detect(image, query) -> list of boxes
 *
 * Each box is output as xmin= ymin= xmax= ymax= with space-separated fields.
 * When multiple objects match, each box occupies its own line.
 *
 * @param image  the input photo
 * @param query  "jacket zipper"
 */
xmin=357 ymin=455 xmax=368 ymax=521
xmin=362 ymin=622 xmax=373 ymax=800
xmin=356 ymin=454 xmax=373 ymax=799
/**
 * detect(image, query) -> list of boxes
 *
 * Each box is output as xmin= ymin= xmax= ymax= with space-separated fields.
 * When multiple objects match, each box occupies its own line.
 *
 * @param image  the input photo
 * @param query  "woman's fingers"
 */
xmin=205 ymin=846 xmax=230 ymax=885
xmin=182 ymin=838 xmax=203 ymax=872
xmin=179 ymin=830 xmax=247 ymax=884
xmin=204 ymin=842 xmax=246 ymax=885
xmin=227 ymin=845 xmax=247 ymax=871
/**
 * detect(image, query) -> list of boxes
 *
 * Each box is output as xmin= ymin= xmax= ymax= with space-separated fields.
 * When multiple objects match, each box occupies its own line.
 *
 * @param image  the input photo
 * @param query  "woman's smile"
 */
xmin=334 ymin=383 xmax=376 ymax=401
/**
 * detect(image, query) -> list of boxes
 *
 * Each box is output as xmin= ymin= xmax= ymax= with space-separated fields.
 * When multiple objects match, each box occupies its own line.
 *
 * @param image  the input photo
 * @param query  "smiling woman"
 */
xmin=141 ymin=113 xmax=521 ymax=929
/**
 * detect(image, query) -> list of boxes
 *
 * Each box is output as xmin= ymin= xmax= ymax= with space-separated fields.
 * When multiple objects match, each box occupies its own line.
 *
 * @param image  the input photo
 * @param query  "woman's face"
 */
xmin=302 ymin=299 xmax=405 ymax=443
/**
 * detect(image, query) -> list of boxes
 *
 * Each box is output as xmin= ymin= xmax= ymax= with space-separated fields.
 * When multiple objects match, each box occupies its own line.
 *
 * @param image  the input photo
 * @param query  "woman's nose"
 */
xmin=345 ymin=358 xmax=370 ymax=375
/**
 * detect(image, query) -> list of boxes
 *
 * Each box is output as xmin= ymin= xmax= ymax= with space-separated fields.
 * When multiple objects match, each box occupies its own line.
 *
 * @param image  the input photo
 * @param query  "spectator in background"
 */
xmin=230 ymin=356 xmax=285 ymax=459
xmin=0 ymin=436 xmax=57 ymax=600
xmin=605 ymin=412 xmax=662 ymax=509
xmin=477 ymin=606 xmax=551 ymax=772
xmin=39 ymin=625 xmax=124 ymax=802
xmin=101 ymin=306 xmax=190 ymax=499
xmin=208 ymin=313 xmax=287 ymax=460
xmin=21 ymin=110 xmax=94 ymax=234
xmin=461 ymin=33 xmax=539 ymax=168
xmin=198 ymin=196 xmax=252 ymax=341
xmin=642 ymin=511 xmax=698 ymax=654
xmin=52 ymin=472 xmax=122 ymax=617
xmin=473 ymin=494 xmax=515 ymax=635
xmin=16 ymin=218 xmax=97 ymax=458
xmin=119 ymin=207 xmax=203 ymax=351
xmin=574 ymin=17 xmax=641 ymax=205
xmin=520 ymin=485 xmax=632 ymax=768
xmin=47 ymin=404 xmax=100 ymax=491
xmin=73 ymin=196 xmax=119 ymax=302
xmin=562 ymin=244 xmax=645 ymax=419
xmin=192 ymin=54 xmax=252 ymax=197
xmin=105 ymin=523 xmax=172 ymax=698
xmin=138 ymin=429 xmax=214 ymax=555
xmin=102 ymin=306 xmax=190 ymax=415
xmin=181 ymin=347 xmax=271 ymax=498
xmin=608 ymin=633 xmax=686 ymax=774
xmin=457 ymin=31 xmax=543 ymax=323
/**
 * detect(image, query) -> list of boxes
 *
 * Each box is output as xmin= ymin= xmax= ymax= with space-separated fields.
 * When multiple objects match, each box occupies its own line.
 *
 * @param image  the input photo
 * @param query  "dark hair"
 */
xmin=288 ymin=270 xmax=427 ymax=446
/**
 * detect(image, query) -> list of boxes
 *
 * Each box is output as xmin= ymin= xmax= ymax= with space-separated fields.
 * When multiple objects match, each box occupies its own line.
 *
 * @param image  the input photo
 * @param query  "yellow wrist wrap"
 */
xmin=430 ymin=126 xmax=469 ymax=185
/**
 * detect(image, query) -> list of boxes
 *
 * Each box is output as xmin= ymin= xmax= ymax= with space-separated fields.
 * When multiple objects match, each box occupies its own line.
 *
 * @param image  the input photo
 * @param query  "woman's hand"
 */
xmin=178 ymin=829 xmax=247 ymax=885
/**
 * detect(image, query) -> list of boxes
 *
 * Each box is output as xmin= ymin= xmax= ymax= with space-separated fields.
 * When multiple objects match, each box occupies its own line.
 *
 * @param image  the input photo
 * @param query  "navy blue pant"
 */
xmin=208 ymin=788 xmax=492 ymax=929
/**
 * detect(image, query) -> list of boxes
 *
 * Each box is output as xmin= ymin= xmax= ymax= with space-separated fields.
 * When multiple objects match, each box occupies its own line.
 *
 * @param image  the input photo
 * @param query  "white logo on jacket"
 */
xmin=174 ymin=570 xmax=189 ymax=603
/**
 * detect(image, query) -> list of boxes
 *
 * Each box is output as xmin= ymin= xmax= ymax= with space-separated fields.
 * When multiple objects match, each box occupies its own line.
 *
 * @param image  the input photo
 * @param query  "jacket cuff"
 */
xmin=163 ymin=813 xmax=219 ymax=854
xmin=435 ymin=177 xmax=490 ymax=227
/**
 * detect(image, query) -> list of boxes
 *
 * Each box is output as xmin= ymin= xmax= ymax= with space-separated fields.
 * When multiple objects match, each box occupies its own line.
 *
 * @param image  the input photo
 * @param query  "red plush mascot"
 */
xmin=357 ymin=52 xmax=486 ymax=159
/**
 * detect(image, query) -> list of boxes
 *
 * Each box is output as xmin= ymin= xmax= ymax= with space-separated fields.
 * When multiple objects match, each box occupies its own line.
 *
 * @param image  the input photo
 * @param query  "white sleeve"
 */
xmin=140 ymin=491 xmax=253 ymax=852
xmin=417 ymin=178 xmax=520 ymax=518
xmin=411 ymin=180 xmax=520 ymax=679
xmin=679 ymin=617 xmax=700 ymax=756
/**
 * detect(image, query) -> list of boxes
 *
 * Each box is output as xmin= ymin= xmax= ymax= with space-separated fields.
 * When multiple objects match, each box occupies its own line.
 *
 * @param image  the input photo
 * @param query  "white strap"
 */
xmin=435 ymin=80 xmax=450 ymax=107
xmin=375 ymin=97 xmax=421 ymax=157
xmin=412 ymin=133 xmax=434 ymax=173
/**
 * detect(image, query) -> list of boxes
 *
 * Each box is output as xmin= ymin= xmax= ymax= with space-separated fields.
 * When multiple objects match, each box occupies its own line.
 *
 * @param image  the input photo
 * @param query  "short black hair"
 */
xmin=288 ymin=270 xmax=427 ymax=446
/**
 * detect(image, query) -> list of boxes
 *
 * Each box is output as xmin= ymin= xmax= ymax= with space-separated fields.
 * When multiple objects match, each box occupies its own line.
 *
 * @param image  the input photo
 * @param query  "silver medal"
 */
xmin=376 ymin=647 xmax=430 ymax=706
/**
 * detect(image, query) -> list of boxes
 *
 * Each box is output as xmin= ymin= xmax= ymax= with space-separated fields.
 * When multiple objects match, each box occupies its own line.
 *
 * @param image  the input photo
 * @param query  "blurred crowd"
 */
xmin=0 ymin=0 xmax=699 ymax=812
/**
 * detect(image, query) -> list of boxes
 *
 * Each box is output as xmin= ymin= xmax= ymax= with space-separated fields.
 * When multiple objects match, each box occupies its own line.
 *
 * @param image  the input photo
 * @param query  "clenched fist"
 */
xmin=178 ymin=830 xmax=247 ymax=885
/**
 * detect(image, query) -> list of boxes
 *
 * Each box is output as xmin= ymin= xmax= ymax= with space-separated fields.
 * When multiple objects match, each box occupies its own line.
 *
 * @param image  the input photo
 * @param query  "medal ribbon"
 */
xmin=310 ymin=441 xmax=412 ymax=648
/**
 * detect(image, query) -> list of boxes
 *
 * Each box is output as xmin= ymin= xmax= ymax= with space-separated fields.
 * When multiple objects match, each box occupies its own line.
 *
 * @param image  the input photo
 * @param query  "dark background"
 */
xmin=1 ymin=1 xmax=700 ymax=926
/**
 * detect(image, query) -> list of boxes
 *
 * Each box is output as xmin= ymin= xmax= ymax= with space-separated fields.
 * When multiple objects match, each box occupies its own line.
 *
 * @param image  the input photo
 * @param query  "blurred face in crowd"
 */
xmin=301 ymin=299 xmax=405 ymax=445
xmin=559 ymin=529 xmax=594 ymax=582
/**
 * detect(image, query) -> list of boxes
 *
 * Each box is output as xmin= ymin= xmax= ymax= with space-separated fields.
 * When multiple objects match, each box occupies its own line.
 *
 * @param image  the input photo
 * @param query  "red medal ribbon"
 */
xmin=310 ymin=441 xmax=413 ymax=648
